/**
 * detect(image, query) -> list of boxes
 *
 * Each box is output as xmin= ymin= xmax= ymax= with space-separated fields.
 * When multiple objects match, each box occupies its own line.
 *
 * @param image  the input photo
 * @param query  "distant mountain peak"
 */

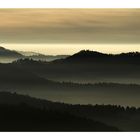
xmin=75 ymin=50 xmax=105 ymax=56
xmin=71 ymin=50 xmax=140 ymax=58
xmin=0 ymin=46 xmax=6 ymax=50
xmin=0 ymin=46 xmax=23 ymax=63
xmin=64 ymin=50 xmax=107 ymax=62
xmin=57 ymin=50 xmax=140 ymax=64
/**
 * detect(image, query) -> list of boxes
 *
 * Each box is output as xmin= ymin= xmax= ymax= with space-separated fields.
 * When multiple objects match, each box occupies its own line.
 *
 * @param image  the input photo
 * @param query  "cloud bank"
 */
xmin=0 ymin=9 xmax=140 ymax=44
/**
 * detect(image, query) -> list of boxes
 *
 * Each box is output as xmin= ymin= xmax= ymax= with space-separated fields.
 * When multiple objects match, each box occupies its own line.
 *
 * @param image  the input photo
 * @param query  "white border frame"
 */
xmin=0 ymin=0 xmax=140 ymax=139
xmin=0 ymin=0 xmax=140 ymax=8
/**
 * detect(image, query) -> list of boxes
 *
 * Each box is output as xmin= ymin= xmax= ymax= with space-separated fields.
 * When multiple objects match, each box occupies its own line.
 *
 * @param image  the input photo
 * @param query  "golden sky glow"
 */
xmin=2 ymin=43 xmax=140 ymax=55
xmin=0 ymin=9 xmax=140 ymax=54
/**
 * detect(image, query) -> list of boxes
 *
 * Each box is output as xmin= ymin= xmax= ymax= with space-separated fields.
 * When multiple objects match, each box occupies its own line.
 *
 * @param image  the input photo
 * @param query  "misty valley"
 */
xmin=0 ymin=46 xmax=140 ymax=131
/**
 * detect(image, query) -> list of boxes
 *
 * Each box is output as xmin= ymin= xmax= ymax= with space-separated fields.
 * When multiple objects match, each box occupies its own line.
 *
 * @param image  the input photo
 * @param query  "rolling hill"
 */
xmin=0 ymin=46 xmax=23 ymax=57
xmin=0 ymin=91 xmax=119 ymax=131
xmin=0 ymin=62 xmax=140 ymax=106
xmin=13 ymin=50 xmax=140 ymax=84
xmin=0 ymin=46 xmax=24 ymax=63
xmin=0 ymin=91 xmax=140 ymax=131
xmin=0 ymin=46 xmax=69 ymax=63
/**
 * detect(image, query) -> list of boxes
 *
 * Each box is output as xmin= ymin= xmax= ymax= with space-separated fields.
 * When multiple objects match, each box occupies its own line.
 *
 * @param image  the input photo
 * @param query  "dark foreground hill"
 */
xmin=0 ymin=92 xmax=118 ymax=132
xmin=0 ymin=92 xmax=140 ymax=131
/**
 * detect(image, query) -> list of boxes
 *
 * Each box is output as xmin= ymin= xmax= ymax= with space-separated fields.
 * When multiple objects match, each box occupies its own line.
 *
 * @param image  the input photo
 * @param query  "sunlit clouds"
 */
xmin=0 ymin=9 xmax=140 ymax=54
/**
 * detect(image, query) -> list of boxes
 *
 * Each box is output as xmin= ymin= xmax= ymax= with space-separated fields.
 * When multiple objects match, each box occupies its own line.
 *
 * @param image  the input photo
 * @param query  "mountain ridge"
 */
xmin=0 ymin=46 xmax=69 ymax=63
xmin=61 ymin=50 xmax=140 ymax=63
xmin=0 ymin=46 xmax=23 ymax=57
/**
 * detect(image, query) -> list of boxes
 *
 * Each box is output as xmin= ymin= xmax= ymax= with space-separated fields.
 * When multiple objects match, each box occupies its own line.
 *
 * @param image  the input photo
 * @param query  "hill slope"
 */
xmin=0 ymin=46 xmax=69 ymax=63
xmin=13 ymin=50 xmax=140 ymax=84
xmin=0 ymin=91 xmax=140 ymax=131
xmin=0 ymin=47 xmax=23 ymax=57
xmin=0 ymin=63 xmax=140 ymax=106
xmin=54 ymin=50 xmax=140 ymax=64
xmin=0 ymin=46 xmax=24 ymax=63
xmin=0 ymin=92 xmax=119 ymax=132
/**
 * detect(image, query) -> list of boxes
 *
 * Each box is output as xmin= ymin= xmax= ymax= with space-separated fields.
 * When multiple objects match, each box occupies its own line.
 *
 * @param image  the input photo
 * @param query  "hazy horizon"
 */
xmin=1 ymin=43 xmax=140 ymax=55
xmin=0 ymin=9 xmax=140 ymax=55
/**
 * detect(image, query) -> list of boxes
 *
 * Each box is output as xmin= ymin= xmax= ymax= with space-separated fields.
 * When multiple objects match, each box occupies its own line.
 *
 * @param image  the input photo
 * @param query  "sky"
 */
xmin=0 ymin=9 xmax=140 ymax=54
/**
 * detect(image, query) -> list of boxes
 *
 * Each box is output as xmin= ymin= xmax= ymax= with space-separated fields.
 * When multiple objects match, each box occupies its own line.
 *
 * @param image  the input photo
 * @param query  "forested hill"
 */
xmin=0 ymin=91 xmax=140 ymax=131
xmin=53 ymin=50 xmax=140 ymax=64
xmin=0 ymin=91 xmax=118 ymax=132
xmin=12 ymin=50 xmax=140 ymax=85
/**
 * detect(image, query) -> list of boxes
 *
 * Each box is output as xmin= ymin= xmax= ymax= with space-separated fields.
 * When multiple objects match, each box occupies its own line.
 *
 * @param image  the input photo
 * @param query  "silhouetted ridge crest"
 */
xmin=73 ymin=50 xmax=105 ymax=56
xmin=119 ymin=52 xmax=140 ymax=57
xmin=0 ymin=46 xmax=23 ymax=57
xmin=0 ymin=46 xmax=6 ymax=50
xmin=68 ymin=50 xmax=140 ymax=59
xmin=56 ymin=50 xmax=140 ymax=64
xmin=68 ymin=50 xmax=107 ymax=59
